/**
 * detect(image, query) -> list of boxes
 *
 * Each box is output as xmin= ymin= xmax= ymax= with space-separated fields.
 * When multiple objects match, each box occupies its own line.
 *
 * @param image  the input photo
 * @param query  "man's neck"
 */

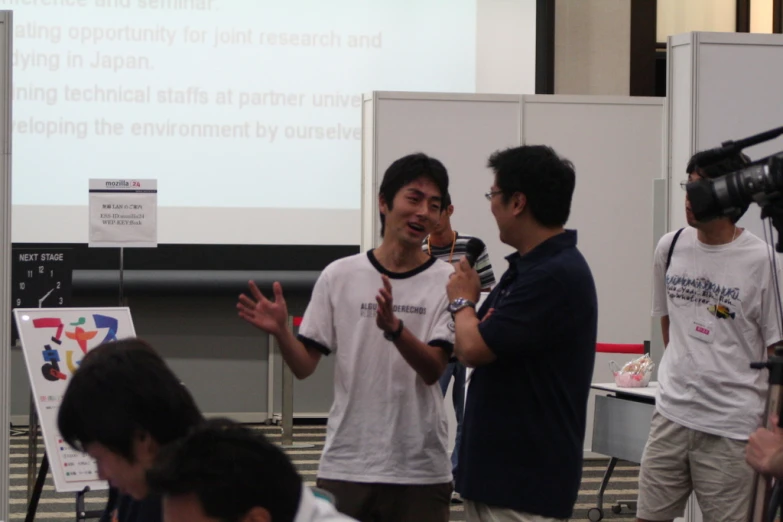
xmin=374 ymin=239 xmax=430 ymax=272
xmin=429 ymin=225 xmax=455 ymax=248
xmin=514 ymin=227 xmax=566 ymax=256
xmin=696 ymin=221 xmax=740 ymax=245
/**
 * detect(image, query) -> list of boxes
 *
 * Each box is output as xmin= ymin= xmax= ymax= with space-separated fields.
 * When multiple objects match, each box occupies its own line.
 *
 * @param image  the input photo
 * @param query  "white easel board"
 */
xmin=14 ymin=307 xmax=136 ymax=493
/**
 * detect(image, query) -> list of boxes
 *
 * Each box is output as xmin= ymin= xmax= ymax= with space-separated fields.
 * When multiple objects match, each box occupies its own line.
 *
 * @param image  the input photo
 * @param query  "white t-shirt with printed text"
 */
xmin=298 ymin=251 xmax=454 ymax=484
xmin=652 ymin=227 xmax=783 ymax=440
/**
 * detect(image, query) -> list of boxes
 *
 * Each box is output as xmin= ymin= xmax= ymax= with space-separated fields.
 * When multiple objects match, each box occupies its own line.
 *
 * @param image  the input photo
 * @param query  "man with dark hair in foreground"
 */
xmin=57 ymin=338 xmax=204 ymax=522
xmin=148 ymin=419 xmax=357 ymax=522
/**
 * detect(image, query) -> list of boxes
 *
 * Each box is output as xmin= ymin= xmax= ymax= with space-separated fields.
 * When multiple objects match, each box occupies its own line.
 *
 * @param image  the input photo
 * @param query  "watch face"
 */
xmin=12 ymin=249 xmax=74 ymax=310
xmin=448 ymin=298 xmax=465 ymax=313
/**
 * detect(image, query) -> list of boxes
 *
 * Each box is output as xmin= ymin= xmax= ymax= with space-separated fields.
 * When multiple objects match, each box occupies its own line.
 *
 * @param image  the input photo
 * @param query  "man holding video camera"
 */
xmin=637 ymin=150 xmax=783 ymax=522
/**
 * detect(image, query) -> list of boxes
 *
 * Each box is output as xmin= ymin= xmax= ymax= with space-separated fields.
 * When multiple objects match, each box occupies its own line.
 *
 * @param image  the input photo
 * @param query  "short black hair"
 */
xmin=442 ymin=191 xmax=452 ymax=208
xmin=57 ymin=338 xmax=203 ymax=461
xmin=687 ymin=150 xmax=751 ymax=223
xmin=487 ymin=145 xmax=575 ymax=227
xmin=378 ymin=153 xmax=449 ymax=236
xmin=148 ymin=419 xmax=302 ymax=522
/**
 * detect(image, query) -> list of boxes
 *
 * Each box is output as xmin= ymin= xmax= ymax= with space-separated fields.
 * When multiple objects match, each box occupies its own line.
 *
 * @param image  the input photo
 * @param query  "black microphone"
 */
xmin=464 ymin=238 xmax=485 ymax=268
xmin=696 ymin=125 xmax=783 ymax=168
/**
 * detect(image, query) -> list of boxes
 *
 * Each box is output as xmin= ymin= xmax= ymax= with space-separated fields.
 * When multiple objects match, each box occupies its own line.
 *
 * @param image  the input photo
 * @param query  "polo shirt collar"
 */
xmin=505 ymin=229 xmax=578 ymax=270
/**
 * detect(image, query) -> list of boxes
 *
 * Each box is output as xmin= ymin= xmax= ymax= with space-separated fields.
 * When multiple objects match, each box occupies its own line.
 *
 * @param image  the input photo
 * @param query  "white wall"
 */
xmin=657 ymin=0 xmax=736 ymax=43
xmin=476 ymin=0 xmax=537 ymax=95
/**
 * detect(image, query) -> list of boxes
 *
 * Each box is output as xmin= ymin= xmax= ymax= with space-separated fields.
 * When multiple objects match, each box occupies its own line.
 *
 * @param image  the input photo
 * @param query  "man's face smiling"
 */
xmin=381 ymin=178 xmax=442 ymax=246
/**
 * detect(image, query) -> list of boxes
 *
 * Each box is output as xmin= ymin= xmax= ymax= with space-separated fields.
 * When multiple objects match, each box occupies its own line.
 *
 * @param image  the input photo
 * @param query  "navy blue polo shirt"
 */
xmin=455 ymin=230 xmax=597 ymax=518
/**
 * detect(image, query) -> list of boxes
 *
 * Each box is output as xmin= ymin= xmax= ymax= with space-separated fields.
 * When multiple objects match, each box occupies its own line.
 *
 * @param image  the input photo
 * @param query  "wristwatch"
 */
xmin=383 ymin=320 xmax=404 ymax=341
xmin=448 ymin=297 xmax=476 ymax=314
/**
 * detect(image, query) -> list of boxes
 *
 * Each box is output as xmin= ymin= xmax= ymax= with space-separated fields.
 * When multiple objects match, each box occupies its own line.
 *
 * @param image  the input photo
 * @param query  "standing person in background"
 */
xmin=636 ymin=150 xmax=783 ymax=522
xmin=423 ymin=191 xmax=495 ymax=503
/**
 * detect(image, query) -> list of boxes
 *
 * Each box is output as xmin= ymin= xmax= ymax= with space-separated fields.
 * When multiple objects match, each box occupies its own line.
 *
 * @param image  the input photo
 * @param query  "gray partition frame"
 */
xmin=0 ymin=10 xmax=11 ymax=522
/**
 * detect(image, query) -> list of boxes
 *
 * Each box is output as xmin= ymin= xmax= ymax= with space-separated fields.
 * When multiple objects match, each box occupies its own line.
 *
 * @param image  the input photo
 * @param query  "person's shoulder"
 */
xmin=425 ymin=257 xmax=455 ymax=279
xmin=740 ymin=229 xmax=771 ymax=249
xmin=657 ymin=227 xmax=690 ymax=249
xmin=323 ymin=252 xmax=368 ymax=274
xmin=455 ymin=232 xmax=485 ymax=244
xmin=738 ymin=230 xmax=777 ymax=259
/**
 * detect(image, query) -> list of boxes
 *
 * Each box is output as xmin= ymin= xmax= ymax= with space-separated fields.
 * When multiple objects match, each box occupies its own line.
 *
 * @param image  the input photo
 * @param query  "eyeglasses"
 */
xmin=484 ymin=190 xmax=503 ymax=201
xmin=680 ymin=177 xmax=703 ymax=191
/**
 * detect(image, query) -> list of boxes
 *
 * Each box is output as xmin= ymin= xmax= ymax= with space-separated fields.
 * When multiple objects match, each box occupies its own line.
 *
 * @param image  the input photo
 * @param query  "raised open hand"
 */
xmin=375 ymin=274 xmax=400 ymax=334
xmin=237 ymin=281 xmax=289 ymax=336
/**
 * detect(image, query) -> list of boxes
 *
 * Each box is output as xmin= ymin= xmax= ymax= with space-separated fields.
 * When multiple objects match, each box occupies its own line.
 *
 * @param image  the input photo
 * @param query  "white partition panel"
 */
xmin=522 ymin=96 xmax=665 ymax=346
xmin=521 ymin=95 xmax=666 ymax=454
xmin=667 ymin=32 xmax=783 ymax=236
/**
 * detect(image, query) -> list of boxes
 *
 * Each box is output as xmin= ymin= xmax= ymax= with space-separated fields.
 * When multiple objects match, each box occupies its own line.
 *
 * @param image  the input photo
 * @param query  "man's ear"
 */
xmin=379 ymin=194 xmax=389 ymax=216
xmin=240 ymin=506 xmax=271 ymax=522
xmin=510 ymin=193 xmax=527 ymax=217
xmin=446 ymin=205 xmax=454 ymax=217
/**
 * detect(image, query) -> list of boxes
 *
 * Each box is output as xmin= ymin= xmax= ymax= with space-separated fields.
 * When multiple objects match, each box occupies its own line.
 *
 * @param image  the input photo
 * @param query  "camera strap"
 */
xmin=665 ymin=228 xmax=685 ymax=272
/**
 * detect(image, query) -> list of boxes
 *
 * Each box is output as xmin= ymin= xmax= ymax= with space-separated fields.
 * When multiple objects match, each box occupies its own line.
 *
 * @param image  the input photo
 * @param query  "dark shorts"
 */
xmin=316 ymin=478 xmax=452 ymax=522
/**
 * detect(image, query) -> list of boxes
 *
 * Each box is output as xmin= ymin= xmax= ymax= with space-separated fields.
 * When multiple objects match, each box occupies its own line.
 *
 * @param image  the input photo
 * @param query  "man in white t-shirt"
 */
xmin=637 ymin=150 xmax=783 ymax=522
xmin=237 ymin=153 xmax=454 ymax=522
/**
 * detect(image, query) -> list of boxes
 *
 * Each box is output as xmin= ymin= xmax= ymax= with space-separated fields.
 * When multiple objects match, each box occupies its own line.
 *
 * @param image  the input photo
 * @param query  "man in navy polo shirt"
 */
xmin=446 ymin=145 xmax=597 ymax=521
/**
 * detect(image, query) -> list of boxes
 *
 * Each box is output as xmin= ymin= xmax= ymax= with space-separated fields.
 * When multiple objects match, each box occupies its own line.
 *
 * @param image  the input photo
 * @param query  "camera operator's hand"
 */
xmin=746 ymin=416 xmax=783 ymax=477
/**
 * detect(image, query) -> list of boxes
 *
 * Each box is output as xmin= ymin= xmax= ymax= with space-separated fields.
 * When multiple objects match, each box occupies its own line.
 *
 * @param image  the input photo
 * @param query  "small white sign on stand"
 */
xmin=89 ymin=179 xmax=157 ymax=248
xmin=13 ymin=307 xmax=136 ymax=493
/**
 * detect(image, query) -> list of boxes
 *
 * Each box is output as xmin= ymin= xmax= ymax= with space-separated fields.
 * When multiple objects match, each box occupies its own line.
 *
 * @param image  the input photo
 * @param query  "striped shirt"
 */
xmin=422 ymin=232 xmax=496 ymax=289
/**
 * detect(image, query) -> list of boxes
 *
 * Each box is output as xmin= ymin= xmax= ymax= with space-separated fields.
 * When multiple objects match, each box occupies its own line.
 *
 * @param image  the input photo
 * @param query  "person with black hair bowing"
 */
xmin=148 ymin=419 xmax=357 ymax=522
xmin=58 ymin=338 xmax=204 ymax=522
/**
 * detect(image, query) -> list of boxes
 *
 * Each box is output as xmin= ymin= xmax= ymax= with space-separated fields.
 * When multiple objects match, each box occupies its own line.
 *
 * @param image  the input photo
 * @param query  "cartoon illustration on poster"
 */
xmin=15 ymin=308 xmax=135 ymax=493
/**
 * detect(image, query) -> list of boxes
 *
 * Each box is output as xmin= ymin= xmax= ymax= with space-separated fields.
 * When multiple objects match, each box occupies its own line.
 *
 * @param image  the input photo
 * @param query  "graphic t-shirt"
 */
xmin=652 ymin=227 xmax=783 ymax=439
xmin=297 ymin=251 xmax=454 ymax=484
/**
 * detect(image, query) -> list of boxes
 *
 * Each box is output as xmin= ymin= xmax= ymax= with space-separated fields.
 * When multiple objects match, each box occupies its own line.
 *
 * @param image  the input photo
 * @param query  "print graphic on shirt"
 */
xmin=358 ymin=302 xmax=427 ymax=318
xmin=708 ymin=304 xmax=736 ymax=320
xmin=666 ymin=273 xmax=741 ymax=310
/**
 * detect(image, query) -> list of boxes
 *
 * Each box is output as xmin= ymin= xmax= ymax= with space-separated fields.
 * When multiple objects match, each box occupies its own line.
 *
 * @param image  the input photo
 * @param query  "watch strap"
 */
xmin=384 ymin=319 xmax=404 ymax=341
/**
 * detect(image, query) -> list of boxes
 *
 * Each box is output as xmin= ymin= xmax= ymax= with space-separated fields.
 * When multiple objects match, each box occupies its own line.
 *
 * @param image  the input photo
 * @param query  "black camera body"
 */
xmin=687 ymin=152 xmax=783 ymax=222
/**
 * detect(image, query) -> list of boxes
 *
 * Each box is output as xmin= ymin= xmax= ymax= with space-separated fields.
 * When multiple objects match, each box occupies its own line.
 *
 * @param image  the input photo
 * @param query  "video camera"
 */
xmin=686 ymin=125 xmax=783 ymax=251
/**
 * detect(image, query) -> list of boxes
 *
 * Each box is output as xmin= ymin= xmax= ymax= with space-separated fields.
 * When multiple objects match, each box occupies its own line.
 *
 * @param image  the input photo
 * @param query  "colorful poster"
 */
xmin=14 ymin=307 xmax=136 ymax=493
